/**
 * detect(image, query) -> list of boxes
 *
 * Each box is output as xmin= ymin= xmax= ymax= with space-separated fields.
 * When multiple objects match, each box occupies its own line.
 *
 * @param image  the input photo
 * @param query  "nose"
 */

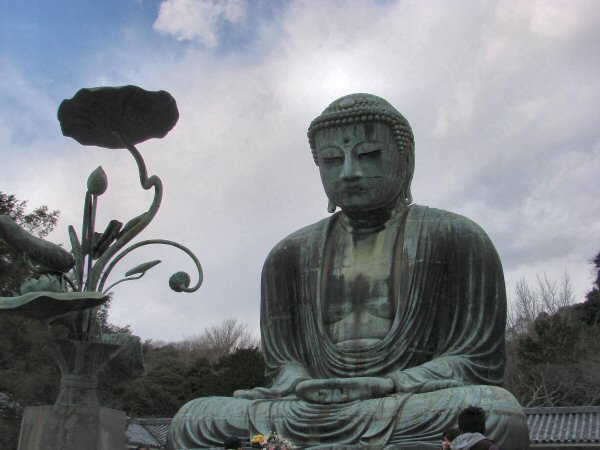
xmin=341 ymin=154 xmax=362 ymax=180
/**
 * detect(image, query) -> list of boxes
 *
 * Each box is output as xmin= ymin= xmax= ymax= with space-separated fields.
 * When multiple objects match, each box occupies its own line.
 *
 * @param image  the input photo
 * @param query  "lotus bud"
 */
xmin=87 ymin=166 xmax=108 ymax=196
xmin=19 ymin=274 xmax=62 ymax=295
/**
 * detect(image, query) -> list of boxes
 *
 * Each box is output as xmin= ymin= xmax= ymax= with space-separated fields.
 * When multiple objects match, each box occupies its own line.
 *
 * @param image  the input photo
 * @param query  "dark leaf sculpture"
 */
xmin=57 ymin=85 xmax=179 ymax=148
xmin=0 ymin=215 xmax=74 ymax=273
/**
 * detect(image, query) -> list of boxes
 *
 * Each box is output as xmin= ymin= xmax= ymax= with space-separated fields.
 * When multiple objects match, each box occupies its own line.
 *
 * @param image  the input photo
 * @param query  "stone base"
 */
xmin=18 ymin=405 xmax=126 ymax=450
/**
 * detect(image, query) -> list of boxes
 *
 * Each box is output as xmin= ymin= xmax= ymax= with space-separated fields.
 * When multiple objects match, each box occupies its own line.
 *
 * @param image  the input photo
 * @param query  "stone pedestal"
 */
xmin=17 ymin=405 xmax=126 ymax=450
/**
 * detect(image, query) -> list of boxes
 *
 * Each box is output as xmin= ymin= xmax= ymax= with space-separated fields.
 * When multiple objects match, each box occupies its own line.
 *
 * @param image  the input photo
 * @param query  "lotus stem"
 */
xmin=80 ymin=192 xmax=92 ymax=289
xmin=62 ymin=274 xmax=79 ymax=292
xmin=101 ymin=274 xmax=144 ymax=294
xmin=97 ymin=239 xmax=203 ymax=294
xmin=84 ymin=194 xmax=98 ymax=291
xmin=87 ymin=135 xmax=162 ymax=291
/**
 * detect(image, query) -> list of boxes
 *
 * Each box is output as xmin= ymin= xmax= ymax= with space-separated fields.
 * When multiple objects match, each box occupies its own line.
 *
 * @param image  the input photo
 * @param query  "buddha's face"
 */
xmin=315 ymin=122 xmax=406 ymax=213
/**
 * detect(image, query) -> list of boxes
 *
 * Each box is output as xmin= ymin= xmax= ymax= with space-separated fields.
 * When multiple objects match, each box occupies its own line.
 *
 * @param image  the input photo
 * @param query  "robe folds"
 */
xmin=167 ymin=205 xmax=530 ymax=449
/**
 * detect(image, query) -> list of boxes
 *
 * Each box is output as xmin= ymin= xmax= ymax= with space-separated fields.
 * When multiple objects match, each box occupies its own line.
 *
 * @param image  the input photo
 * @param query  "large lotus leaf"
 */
xmin=58 ymin=85 xmax=179 ymax=149
xmin=0 ymin=291 xmax=109 ymax=320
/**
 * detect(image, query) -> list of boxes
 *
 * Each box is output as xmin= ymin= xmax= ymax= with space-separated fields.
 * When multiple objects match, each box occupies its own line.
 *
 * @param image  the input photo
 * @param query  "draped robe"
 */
xmin=167 ymin=205 xmax=529 ymax=449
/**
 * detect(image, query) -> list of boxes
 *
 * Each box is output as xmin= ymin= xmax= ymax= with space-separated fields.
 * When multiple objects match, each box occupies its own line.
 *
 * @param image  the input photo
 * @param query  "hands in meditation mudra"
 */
xmin=167 ymin=94 xmax=530 ymax=449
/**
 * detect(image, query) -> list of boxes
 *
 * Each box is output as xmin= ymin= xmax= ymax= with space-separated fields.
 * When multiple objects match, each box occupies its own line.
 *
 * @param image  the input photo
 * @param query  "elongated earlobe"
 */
xmin=327 ymin=199 xmax=336 ymax=213
xmin=402 ymin=153 xmax=414 ymax=206
xmin=403 ymin=188 xmax=413 ymax=205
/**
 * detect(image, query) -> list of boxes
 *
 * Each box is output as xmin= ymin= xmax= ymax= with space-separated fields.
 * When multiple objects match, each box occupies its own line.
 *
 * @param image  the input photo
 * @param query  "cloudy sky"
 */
xmin=1 ymin=0 xmax=599 ymax=342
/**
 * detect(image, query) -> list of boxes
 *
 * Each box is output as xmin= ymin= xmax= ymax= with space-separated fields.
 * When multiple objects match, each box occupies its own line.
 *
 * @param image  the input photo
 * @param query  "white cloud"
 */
xmin=2 ymin=0 xmax=600 ymax=341
xmin=153 ymin=0 xmax=246 ymax=46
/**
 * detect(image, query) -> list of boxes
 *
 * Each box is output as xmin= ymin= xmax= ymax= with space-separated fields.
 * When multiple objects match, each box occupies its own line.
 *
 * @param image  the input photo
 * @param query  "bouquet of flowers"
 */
xmin=251 ymin=434 xmax=266 ymax=447
xmin=251 ymin=431 xmax=297 ymax=449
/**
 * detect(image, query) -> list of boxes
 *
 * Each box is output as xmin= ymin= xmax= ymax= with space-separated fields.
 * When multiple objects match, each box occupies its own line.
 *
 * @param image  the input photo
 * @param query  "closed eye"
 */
xmin=357 ymin=149 xmax=382 ymax=159
xmin=320 ymin=156 xmax=343 ymax=164
xmin=318 ymin=146 xmax=344 ymax=164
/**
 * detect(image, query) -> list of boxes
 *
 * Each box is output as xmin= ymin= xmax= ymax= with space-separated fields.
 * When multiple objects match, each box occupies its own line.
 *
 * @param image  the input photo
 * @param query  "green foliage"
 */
xmin=571 ymin=251 xmax=600 ymax=326
xmin=211 ymin=348 xmax=266 ymax=395
xmin=516 ymin=313 xmax=581 ymax=365
xmin=505 ymin=252 xmax=600 ymax=407
xmin=99 ymin=343 xmax=265 ymax=417
xmin=0 ymin=416 xmax=21 ymax=450
xmin=0 ymin=315 xmax=59 ymax=449
xmin=591 ymin=251 xmax=600 ymax=293
xmin=0 ymin=192 xmax=59 ymax=296
xmin=0 ymin=193 xmax=60 ymax=449
xmin=0 ymin=192 xmax=59 ymax=238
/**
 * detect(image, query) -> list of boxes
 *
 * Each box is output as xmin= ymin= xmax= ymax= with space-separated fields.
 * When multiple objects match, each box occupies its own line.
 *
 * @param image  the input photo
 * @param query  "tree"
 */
xmin=0 ymin=192 xmax=60 ymax=449
xmin=0 ymin=192 xmax=59 ymax=296
xmin=507 ymin=273 xmax=575 ymax=339
xmin=206 ymin=347 xmax=265 ymax=396
xmin=99 ymin=319 xmax=263 ymax=417
xmin=177 ymin=318 xmax=260 ymax=363
xmin=99 ymin=340 xmax=265 ymax=417
xmin=100 ymin=342 xmax=198 ymax=416
xmin=504 ymin=258 xmax=600 ymax=407
xmin=570 ymin=251 xmax=600 ymax=327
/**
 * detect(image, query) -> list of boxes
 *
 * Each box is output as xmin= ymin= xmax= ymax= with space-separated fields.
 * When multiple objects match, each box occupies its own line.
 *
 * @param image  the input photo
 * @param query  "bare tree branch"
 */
xmin=178 ymin=319 xmax=260 ymax=362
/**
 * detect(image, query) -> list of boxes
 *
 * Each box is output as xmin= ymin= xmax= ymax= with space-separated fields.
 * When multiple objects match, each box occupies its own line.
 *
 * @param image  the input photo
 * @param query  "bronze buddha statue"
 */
xmin=167 ymin=94 xmax=529 ymax=449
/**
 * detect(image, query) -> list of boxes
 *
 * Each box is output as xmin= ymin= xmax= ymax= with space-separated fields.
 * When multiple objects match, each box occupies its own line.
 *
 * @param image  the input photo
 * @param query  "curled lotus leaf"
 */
xmin=58 ymin=85 xmax=179 ymax=149
xmin=124 ymin=259 xmax=161 ymax=277
xmin=169 ymin=271 xmax=191 ymax=292
xmin=0 ymin=291 xmax=109 ymax=321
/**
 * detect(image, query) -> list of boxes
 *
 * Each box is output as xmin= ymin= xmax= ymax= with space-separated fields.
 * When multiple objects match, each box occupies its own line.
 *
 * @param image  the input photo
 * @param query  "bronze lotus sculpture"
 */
xmin=0 ymin=85 xmax=202 ymax=407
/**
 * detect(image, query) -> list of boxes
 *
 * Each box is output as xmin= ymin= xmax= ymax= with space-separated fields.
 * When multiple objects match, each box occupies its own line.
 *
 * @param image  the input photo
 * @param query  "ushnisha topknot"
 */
xmin=307 ymin=93 xmax=415 ymax=165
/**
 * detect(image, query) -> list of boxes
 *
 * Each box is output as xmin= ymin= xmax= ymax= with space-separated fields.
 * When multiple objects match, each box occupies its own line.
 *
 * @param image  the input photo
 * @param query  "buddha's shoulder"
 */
xmin=412 ymin=204 xmax=492 ymax=240
xmin=413 ymin=204 xmax=477 ymax=224
xmin=267 ymin=217 xmax=330 ymax=255
xmin=280 ymin=217 xmax=330 ymax=244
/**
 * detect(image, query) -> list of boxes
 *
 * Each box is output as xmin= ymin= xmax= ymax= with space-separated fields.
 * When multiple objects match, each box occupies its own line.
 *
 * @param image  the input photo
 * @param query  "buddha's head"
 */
xmin=307 ymin=94 xmax=415 ymax=213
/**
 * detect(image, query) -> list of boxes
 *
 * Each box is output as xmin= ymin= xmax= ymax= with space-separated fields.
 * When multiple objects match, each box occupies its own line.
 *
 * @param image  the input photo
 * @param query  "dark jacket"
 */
xmin=471 ymin=438 xmax=499 ymax=450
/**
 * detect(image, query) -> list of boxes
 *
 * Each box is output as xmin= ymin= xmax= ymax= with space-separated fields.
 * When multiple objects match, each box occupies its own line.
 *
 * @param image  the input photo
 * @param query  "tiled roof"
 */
xmin=524 ymin=406 xmax=600 ymax=445
xmin=127 ymin=406 xmax=600 ymax=449
xmin=127 ymin=418 xmax=171 ymax=449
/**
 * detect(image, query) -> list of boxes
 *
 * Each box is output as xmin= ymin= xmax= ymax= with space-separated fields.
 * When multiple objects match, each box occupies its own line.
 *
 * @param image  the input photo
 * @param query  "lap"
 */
xmin=402 ymin=385 xmax=523 ymax=417
xmin=168 ymin=386 xmax=528 ymax=449
xmin=389 ymin=385 xmax=527 ymax=448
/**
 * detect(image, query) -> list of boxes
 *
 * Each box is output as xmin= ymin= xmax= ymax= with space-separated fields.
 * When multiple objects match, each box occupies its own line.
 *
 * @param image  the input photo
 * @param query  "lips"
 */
xmin=338 ymin=183 xmax=367 ymax=192
xmin=345 ymin=188 xmax=364 ymax=194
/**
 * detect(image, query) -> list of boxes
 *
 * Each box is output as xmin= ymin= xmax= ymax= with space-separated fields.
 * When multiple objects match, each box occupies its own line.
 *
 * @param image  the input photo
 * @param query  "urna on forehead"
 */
xmin=307 ymin=93 xmax=415 ymax=164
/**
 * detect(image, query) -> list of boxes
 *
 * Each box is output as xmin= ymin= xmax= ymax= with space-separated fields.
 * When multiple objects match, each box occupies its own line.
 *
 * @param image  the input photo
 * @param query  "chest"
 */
xmin=323 ymin=228 xmax=397 ymax=320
